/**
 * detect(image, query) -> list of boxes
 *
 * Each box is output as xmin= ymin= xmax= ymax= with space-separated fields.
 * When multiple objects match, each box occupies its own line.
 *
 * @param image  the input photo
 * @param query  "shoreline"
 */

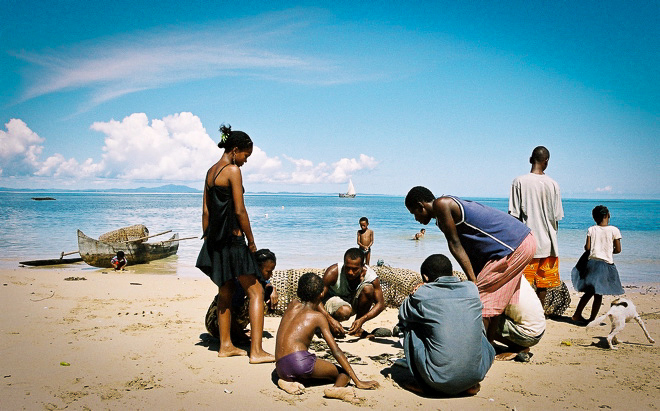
xmin=6 ymin=259 xmax=660 ymax=288
xmin=2 ymin=267 xmax=659 ymax=410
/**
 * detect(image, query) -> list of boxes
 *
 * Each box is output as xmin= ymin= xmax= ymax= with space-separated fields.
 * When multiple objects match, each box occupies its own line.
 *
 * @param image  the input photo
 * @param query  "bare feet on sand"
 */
xmin=495 ymin=348 xmax=530 ymax=362
xmin=463 ymin=383 xmax=481 ymax=396
xmin=218 ymin=346 xmax=247 ymax=358
xmin=277 ymin=379 xmax=305 ymax=395
xmin=495 ymin=352 xmax=518 ymax=361
xmin=324 ymin=387 xmax=362 ymax=404
xmin=401 ymin=380 xmax=425 ymax=395
xmin=249 ymin=350 xmax=275 ymax=364
xmin=571 ymin=315 xmax=588 ymax=325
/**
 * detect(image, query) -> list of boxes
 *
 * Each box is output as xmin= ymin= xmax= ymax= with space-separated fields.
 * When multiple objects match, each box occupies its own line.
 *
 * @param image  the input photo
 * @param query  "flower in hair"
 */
xmin=220 ymin=130 xmax=230 ymax=143
xmin=219 ymin=124 xmax=232 ymax=144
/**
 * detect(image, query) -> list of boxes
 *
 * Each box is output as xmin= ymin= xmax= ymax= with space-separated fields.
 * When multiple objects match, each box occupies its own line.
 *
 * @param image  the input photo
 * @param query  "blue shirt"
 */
xmin=441 ymin=196 xmax=530 ymax=273
xmin=398 ymin=276 xmax=495 ymax=395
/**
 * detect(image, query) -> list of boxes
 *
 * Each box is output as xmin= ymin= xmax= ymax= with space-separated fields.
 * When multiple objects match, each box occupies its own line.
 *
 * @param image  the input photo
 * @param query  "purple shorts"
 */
xmin=276 ymin=351 xmax=317 ymax=382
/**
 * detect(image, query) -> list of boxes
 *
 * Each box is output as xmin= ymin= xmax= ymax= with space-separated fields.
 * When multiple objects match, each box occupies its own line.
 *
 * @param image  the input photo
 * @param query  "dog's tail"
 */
xmin=586 ymin=313 xmax=609 ymax=328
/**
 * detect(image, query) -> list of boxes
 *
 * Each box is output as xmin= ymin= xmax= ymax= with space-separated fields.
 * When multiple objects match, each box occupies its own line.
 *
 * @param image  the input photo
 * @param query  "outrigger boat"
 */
xmin=77 ymin=229 xmax=180 ymax=268
xmin=19 ymin=257 xmax=83 ymax=266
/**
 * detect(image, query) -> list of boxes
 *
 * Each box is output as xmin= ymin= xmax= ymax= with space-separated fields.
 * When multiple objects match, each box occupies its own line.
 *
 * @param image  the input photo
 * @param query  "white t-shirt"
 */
xmin=588 ymin=225 xmax=622 ymax=264
xmin=504 ymin=277 xmax=546 ymax=337
xmin=509 ymin=173 xmax=563 ymax=258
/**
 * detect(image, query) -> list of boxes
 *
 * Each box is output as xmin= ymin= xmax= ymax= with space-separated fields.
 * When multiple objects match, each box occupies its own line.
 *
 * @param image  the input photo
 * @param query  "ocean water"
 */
xmin=0 ymin=192 xmax=657 ymax=285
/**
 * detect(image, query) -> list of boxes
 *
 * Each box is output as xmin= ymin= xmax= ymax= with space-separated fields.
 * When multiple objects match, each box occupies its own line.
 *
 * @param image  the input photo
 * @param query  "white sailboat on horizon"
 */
xmin=339 ymin=179 xmax=356 ymax=198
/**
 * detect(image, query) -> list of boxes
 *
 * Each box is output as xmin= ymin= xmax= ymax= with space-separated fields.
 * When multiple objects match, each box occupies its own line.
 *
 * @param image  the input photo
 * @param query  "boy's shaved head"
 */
xmin=420 ymin=254 xmax=453 ymax=282
xmin=297 ymin=272 xmax=323 ymax=303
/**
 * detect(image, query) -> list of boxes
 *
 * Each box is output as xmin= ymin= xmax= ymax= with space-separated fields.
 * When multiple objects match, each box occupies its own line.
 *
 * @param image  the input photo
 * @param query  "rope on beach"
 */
xmin=30 ymin=291 xmax=55 ymax=302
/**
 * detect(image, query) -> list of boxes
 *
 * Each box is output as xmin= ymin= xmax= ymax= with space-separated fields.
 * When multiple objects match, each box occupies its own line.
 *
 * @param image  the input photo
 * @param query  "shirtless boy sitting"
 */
xmin=275 ymin=273 xmax=379 ymax=402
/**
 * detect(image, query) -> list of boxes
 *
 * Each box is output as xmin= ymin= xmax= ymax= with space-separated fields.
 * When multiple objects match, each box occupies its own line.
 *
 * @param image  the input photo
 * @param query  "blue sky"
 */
xmin=1 ymin=1 xmax=658 ymax=198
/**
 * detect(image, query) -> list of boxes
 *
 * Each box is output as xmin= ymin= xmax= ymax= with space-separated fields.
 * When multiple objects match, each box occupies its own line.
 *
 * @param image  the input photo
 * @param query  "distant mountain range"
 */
xmin=0 ymin=184 xmax=202 ymax=193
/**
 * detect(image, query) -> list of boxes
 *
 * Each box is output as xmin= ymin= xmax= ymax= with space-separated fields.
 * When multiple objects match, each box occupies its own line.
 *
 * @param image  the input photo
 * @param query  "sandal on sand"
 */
xmin=495 ymin=352 xmax=518 ymax=361
xmin=514 ymin=351 xmax=533 ymax=362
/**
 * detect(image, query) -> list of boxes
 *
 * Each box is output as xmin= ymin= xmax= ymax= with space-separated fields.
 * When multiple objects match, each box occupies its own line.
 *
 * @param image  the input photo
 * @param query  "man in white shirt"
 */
xmin=509 ymin=146 xmax=564 ymax=305
xmin=487 ymin=276 xmax=546 ymax=361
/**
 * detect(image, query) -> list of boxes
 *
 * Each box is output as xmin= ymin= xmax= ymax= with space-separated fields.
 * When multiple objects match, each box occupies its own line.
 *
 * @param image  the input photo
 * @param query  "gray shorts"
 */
xmin=497 ymin=316 xmax=544 ymax=348
xmin=324 ymin=296 xmax=352 ymax=315
xmin=323 ymin=281 xmax=372 ymax=315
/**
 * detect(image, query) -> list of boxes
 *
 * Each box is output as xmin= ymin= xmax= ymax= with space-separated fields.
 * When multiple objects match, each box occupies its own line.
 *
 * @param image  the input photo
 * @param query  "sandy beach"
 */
xmin=2 ymin=266 xmax=659 ymax=410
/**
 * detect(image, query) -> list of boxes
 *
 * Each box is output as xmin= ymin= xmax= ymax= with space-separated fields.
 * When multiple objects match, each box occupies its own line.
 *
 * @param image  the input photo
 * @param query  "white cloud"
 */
xmin=91 ymin=112 xmax=218 ymax=181
xmin=329 ymin=154 xmax=379 ymax=183
xmin=245 ymin=153 xmax=378 ymax=185
xmin=1 ymin=114 xmax=379 ymax=187
xmin=34 ymin=154 xmax=102 ymax=178
xmin=595 ymin=186 xmax=613 ymax=192
xmin=0 ymin=119 xmax=44 ymax=176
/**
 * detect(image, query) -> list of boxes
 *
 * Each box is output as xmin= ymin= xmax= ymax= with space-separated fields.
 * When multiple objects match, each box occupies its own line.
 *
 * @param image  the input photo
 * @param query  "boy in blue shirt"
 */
xmin=398 ymin=254 xmax=495 ymax=396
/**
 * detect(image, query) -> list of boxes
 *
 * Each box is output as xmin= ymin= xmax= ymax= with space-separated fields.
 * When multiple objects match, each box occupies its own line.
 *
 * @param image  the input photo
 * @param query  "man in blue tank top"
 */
xmin=405 ymin=186 xmax=536 ymax=334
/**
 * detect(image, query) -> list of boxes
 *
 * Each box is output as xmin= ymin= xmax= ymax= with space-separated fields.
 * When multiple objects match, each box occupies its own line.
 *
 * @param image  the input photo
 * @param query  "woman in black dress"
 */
xmin=196 ymin=124 xmax=274 ymax=363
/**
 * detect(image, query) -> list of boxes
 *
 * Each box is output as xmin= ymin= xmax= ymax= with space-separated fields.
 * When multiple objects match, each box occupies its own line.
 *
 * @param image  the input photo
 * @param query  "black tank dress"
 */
xmin=196 ymin=165 xmax=260 ymax=288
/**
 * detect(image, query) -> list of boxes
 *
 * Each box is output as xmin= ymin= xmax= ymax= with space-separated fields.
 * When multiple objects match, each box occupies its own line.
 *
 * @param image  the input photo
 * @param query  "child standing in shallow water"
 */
xmin=571 ymin=205 xmax=625 ymax=323
xmin=275 ymin=273 xmax=378 ymax=403
xmin=357 ymin=217 xmax=374 ymax=265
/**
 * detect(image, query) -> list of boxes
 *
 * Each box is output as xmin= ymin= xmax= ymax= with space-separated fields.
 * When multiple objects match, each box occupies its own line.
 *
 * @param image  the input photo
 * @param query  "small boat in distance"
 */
xmin=339 ymin=179 xmax=357 ymax=198
xmin=77 ymin=229 xmax=180 ymax=268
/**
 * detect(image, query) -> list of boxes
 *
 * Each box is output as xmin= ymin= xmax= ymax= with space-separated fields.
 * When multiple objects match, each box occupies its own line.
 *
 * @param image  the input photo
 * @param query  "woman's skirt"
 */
xmin=196 ymin=235 xmax=261 ymax=288
xmin=571 ymin=256 xmax=624 ymax=295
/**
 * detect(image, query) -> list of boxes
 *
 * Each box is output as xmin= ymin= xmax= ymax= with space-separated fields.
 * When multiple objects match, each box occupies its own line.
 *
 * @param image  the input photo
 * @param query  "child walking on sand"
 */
xmin=571 ymin=205 xmax=624 ymax=323
xmin=275 ymin=273 xmax=379 ymax=403
xmin=357 ymin=217 xmax=374 ymax=265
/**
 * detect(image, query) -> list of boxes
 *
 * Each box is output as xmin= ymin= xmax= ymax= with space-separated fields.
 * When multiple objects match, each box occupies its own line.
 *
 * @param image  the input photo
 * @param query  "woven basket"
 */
xmin=99 ymin=224 xmax=149 ymax=243
xmin=265 ymin=266 xmax=462 ymax=315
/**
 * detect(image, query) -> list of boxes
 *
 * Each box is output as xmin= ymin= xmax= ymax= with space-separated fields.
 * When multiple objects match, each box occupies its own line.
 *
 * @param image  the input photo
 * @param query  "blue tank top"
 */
xmin=439 ymin=196 xmax=530 ymax=274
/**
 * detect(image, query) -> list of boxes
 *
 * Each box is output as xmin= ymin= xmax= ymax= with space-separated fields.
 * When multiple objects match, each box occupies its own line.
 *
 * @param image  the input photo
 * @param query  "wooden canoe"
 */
xmin=20 ymin=257 xmax=83 ymax=266
xmin=77 ymin=229 xmax=179 ymax=268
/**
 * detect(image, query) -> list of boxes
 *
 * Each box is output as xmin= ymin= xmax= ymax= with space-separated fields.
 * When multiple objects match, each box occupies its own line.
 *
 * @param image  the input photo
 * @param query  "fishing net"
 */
xmin=99 ymin=224 xmax=149 ymax=243
xmin=205 ymin=265 xmax=466 ymax=336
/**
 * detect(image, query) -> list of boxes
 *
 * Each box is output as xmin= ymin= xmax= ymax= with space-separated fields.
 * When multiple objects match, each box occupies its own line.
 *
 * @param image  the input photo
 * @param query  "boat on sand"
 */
xmin=77 ymin=229 xmax=180 ymax=268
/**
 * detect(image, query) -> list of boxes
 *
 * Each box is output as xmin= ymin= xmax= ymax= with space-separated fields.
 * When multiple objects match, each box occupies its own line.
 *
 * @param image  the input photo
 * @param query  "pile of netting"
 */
xmin=98 ymin=224 xmax=149 ymax=243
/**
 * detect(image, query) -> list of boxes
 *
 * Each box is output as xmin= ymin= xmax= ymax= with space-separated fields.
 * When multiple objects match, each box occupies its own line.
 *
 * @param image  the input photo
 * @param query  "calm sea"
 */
xmin=0 ymin=192 xmax=657 ymax=285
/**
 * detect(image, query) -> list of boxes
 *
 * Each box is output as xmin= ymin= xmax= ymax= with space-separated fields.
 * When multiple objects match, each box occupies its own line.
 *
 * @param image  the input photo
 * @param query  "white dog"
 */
xmin=587 ymin=298 xmax=655 ymax=349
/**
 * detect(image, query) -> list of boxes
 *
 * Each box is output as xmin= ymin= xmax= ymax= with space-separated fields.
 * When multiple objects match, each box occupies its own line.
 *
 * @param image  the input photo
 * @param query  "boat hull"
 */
xmin=77 ymin=230 xmax=179 ymax=268
xmin=20 ymin=258 xmax=83 ymax=266
xmin=338 ymin=194 xmax=356 ymax=198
